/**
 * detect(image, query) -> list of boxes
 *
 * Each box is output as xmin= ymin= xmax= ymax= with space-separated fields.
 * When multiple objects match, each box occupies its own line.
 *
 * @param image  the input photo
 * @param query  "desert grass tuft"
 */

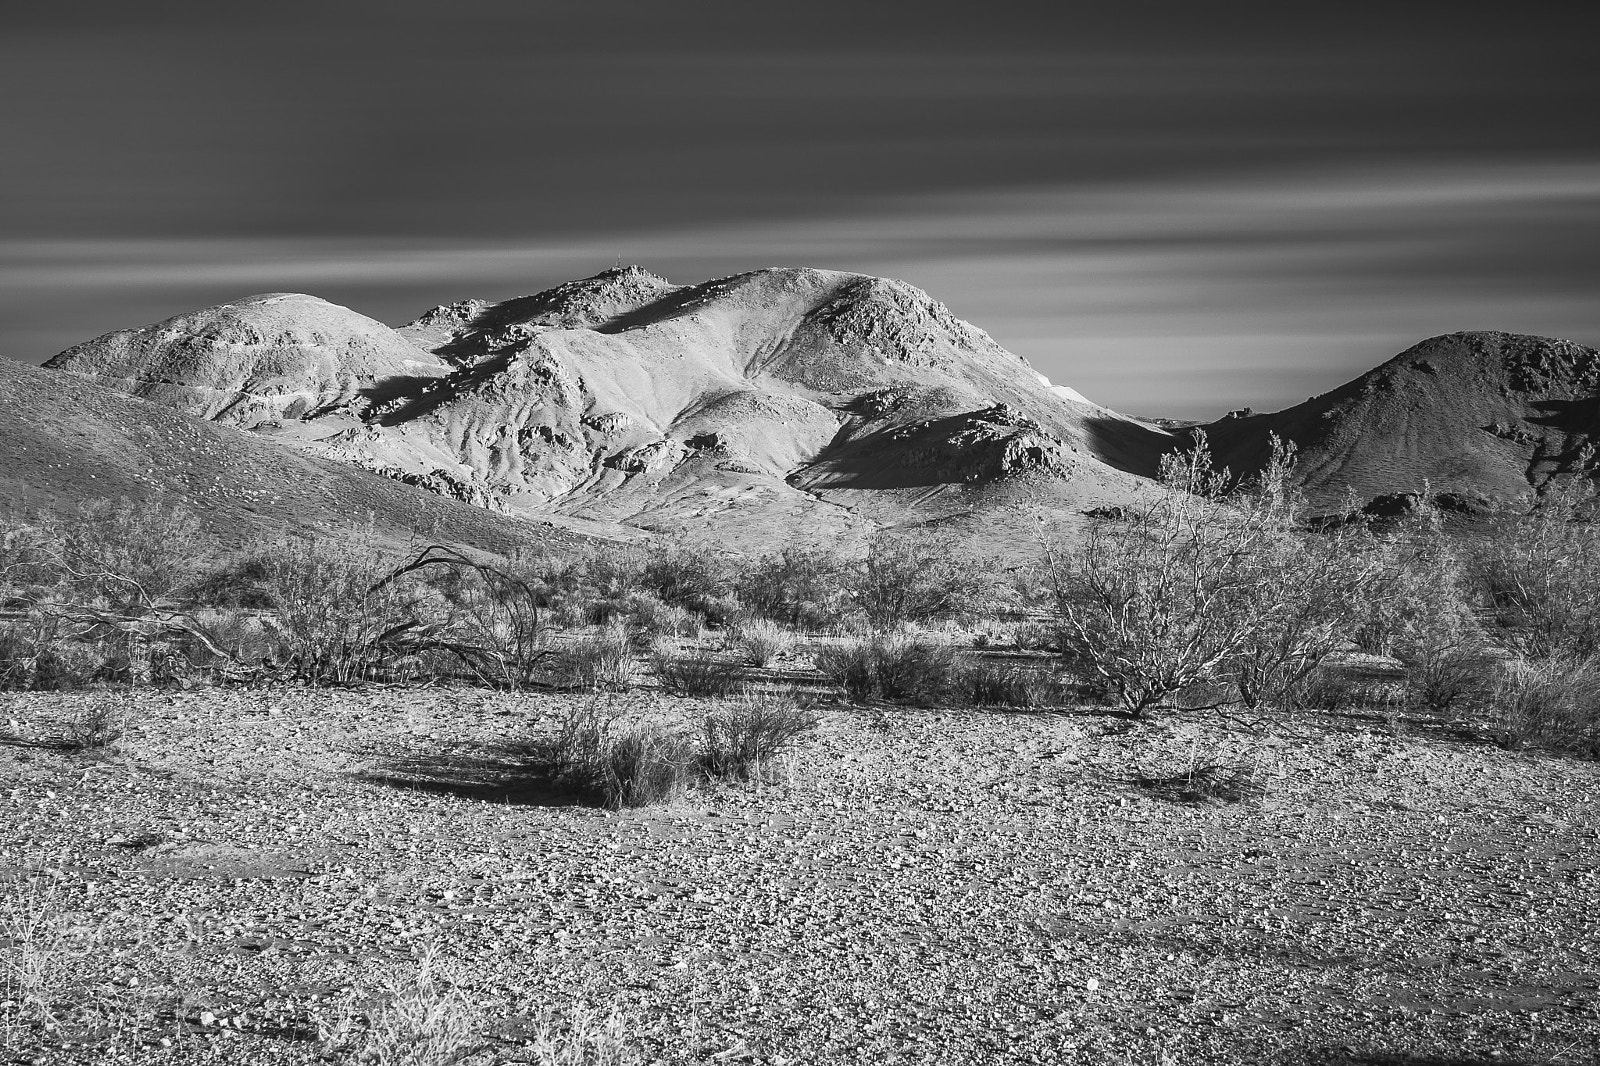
xmin=731 ymin=617 xmax=797 ymax=667
xmin=551 ymin=627 xmax=637 ymax=691
xmin=814 ymin=634 xmax=958 ymax=705
xmin=950 ymin=661 xmax=1059 ymax=710
xmin=602 ymin=726 xmax=696 ymax=808
xmin=651 ymin=647 xmax=744 ymax=698
xmin=355 ymin=944 xmax=483 ymax=1066
xmin=53 ymin=700 xmax=126 ymax=753
xmin=702 ymin=692 xmax=821 ymax=780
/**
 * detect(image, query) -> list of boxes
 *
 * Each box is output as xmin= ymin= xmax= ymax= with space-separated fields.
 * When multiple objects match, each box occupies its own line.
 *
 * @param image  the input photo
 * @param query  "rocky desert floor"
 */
xmin=1 ymin=675 xmax=1596 ymax=1065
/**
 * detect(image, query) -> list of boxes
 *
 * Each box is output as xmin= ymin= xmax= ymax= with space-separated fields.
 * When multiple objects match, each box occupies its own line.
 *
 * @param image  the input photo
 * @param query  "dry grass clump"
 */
xmin=532 ymin=702 xmax=695 ymax=809
xmin=604 ymin=727 xmax=697 ymax=808
xmin=550 ymin=627 xmax=637 ymax=691
xmin=731 ymin=617 xmax=796 ymax=667
xmin=52 ymin=700 xmax=126 ymax=753
xmin=814 ymin=634 xmax=959 ymax=705
xmin=702 ymin=692 xmax=821 ymax=780
xmin=950 ymin=661 xmax=1060 ymax=710
xmin=0 ymin=878 xmax=71 ymax=1037
xmin=651 ymin=647 xmax=744 ymax=698
xmin=1489 ymin=659 xmax=1600 ymax=755
xmin=523 ymin=1007 xmax=641 ymax=1065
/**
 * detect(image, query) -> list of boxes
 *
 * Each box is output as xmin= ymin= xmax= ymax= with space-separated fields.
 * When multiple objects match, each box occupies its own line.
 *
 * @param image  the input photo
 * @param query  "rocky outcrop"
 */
xmin=46 ymin=293 xmax=446 ymax=429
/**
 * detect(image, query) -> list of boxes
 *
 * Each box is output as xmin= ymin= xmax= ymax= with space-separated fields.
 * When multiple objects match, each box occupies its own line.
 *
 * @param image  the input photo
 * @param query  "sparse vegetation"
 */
xmin=702 ymin=692 xmax=820 ymax=780
xmin=652 ymin=647 xmax=745 ymax=698
xmin=950 ymin=660 xmax=1058 ymax=710
xmin=730 ymin=616 xmax=796 ymax=667
xmin=603 ymin=725 xmax=697 ymax=808
xmin=815 ymin=633 xmax=959 ymax=705
xmin=550 ymin=626 xmax=637 ymax=691
xmin=53 ymin=700 xmax=126 ymax=753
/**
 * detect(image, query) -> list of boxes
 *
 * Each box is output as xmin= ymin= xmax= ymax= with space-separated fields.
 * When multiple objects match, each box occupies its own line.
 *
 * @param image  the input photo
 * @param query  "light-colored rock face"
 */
xmin=46 ymin=293 xmax=448 ymax=429
xmin=45 ymin=266 xmax=1176 ymax=548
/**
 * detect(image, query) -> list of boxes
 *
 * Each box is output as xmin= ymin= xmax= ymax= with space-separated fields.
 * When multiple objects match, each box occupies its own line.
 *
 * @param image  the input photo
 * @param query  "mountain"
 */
xmin=1203 ymin=331 xmax=1600 ymax=509
xmin=0 ymin=359 xmax=589 ymax=555
xmin=47 ymin=266 xmax=1177 ymax=550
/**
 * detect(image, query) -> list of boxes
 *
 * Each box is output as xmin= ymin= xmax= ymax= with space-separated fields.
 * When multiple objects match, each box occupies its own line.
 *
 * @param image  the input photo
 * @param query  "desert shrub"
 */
xmin=529 ymin=702 xmax=694 ymax=808
xmin=603 ymin=725 xmax=696 ymax=808
xmin=1404 ymin=647 xmax=1494 ymax=714
xmin=532 ymin=700 xmax=613 ymax=800
xmin=627 ymin=594 xmax=702 ymax=640
xmin=239 ymin=535 xmax=429 ymax=683
xmin=1049 ymin=436 xmax=1380 ymax=718
xmin=1361 ymin=520 xmax=1481 ymax=665
xmin=0 ymin=624 xmax=41 ymax=690
xmin=732 ymin=616 xmax=796 ymax=667
xmin=814 ymin=634 xmax=959 ymax=705
xmin=47 ymin=498 xmax=211 ymax=609
xmin=1136 ymin=759 xmax=1269 ymax=805
xmin=31 ymin=640 xmax=116 ymax=691
xmin=1476 ymin=484 xmax=1600 ymax=662
xmin=375 ymin=545 xmax=551 ymax=688
xmin=1488 ymin=658 xmax=1600 ymax=755
xmin=53 ymin=701 xmax=125 ymax=753
xmin=352 ymin=946 xmax=483 ymax=1066
xmin=550 ymin=627 xmax=636 ymax=691
xmin=736 ymin=546 xmax=854 ymax=628
xmin=702 ymin=692 xmax=821 ymax=780
xmin=1286 ymin=661 xmax=1401 ymax=714
xmin=639 ymin=550 xmax=738 ymax=626
xmin=812 ymin=640 xmax=876 ymax=702
xmin=951 ymin=660 xmax=1059 ymax=710
xmin=652 ymin=647 xmax=744 ymax=697
xmin=851 ymin=529 xmax=990 ymax=630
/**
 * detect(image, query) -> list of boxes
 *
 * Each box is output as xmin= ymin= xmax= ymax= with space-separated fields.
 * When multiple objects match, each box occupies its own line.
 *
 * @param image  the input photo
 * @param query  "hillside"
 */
xmin=0 ymin=359 xmax=590 ymax=555
xmin=46 ymin=267 xmax=1177 ymax=551
xmin=1204 ymin=331 xmax=1600 ymax=509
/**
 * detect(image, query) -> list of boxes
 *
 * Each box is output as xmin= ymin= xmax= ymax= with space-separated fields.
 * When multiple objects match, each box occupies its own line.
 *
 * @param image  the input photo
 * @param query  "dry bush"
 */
xmin=533 ymin=700 xmax=613 ymax=800
xmin=1489 ymin=658 xmax=1600 ymax=755
xmin=1477 ymin=483 xmax=1600 ymax=662
xmin=241 ymin=535 xmax=424 ymax=684
xmin=603 ymin=726 xmax=696 ymax=808
xmin=523 ymin=1006 xmax=640 ymax=1066
xmin=735 ymin=545 xmax=853 ymax=629
xmin=530 ymin=702 xmax=693 ymax=808
xmin=1135 ymin=736 xmax=1273 ymax=805
xmin=348 ymin=945 xmax=483 ymax=1066
xmin=814 ymin=634 xmax=959 ymax=705
xmin=951 ymin=661 xmax=1059 ymax=710
xmin=852 ymin=529 xmax=991 ymax=630
xmin=1404 ymin=648 xmax=1494 ymax=715
xmin=731 ymin=617 xmax=796 ymax=667
xmin=0 ymin=878 xmax=68 ymax=1036
xmin=1050 ymin=436 xmax=1376 ymax=718
xmin=53 ymin=700 xmax=126 ymax=753
xmin=550 ymin=627 xmax=637 ymax=691
xmin=638 ymin=550 xmax=739 ymax=627
xmin=702 ymin=692 xmax=821 ymax=780
xmin=652 ymin=647 xmax=744 ymax=698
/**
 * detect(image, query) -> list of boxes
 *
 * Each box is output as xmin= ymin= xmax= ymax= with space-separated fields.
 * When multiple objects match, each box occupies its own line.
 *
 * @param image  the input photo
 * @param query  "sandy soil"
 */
xmin=1 ymin=681 xmax=1596 ymax=1065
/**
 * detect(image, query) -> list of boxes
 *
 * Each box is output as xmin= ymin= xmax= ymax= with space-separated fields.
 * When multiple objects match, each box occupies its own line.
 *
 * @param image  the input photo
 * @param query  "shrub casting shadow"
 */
xmin=357 ymin=738 xmax=589 ymax=807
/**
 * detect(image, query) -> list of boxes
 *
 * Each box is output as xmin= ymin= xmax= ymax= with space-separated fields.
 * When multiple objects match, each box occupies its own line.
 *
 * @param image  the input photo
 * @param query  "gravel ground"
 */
xmin=1 ymin=683 xmax=1596 ymax=1065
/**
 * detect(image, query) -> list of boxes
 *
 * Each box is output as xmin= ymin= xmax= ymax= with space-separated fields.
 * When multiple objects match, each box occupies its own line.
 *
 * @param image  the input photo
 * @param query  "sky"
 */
xmin=2 ymin=1 xmax=1596 ymax=418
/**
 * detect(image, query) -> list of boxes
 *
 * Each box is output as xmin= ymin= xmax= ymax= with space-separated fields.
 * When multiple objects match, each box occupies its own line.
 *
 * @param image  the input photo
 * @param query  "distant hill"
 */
xmin=47 ymin=266 xmax=1177 ymax=551
xmin=0 ymin=359 xmax=590 ymax=555
xmin=1204 ymin=331 xmax=1600 ymax=509
xmin=41 ymin=269 xmax=1594 ymax=540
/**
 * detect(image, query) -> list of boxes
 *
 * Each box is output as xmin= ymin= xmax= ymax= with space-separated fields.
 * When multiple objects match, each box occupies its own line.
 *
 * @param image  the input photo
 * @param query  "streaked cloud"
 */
xmin=5 ymin=159 xmax=1597 ymax=418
